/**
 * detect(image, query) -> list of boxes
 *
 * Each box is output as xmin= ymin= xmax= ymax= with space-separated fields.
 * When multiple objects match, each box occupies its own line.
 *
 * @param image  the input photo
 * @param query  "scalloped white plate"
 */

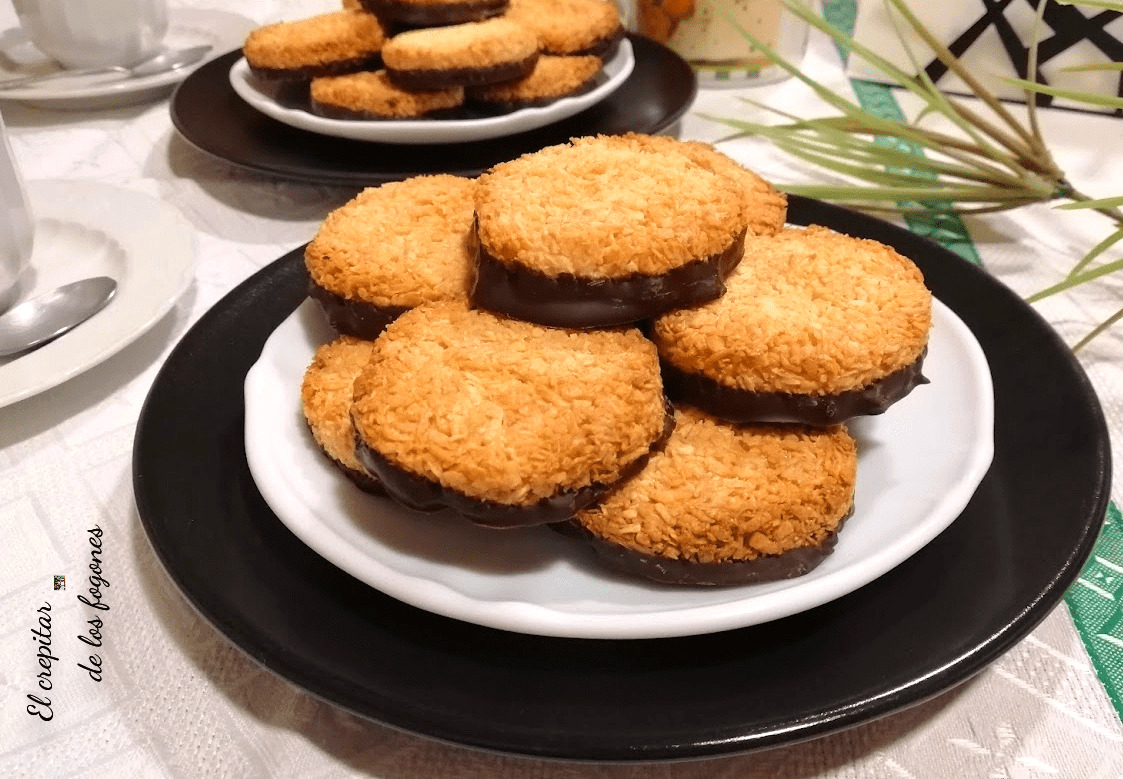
xmin=243 ymin=295 xmax=994 ymax=639
xmin=227 ymin=39 xmax=635 ymax=144
xmin=0 ymin=9 xmax=256 ymax=109
xmin=0 ymin=180 xmax=196 ymax=408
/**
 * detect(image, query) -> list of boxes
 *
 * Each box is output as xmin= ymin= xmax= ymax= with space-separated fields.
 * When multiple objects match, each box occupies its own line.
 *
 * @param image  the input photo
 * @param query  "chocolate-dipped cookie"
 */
xmin=305 ymin=175 xmax=477 ymax=339
xmin=503 ymin=0 xmax=624 ymax=57
xmin=243 ymin=10 xmax=388 ymax=87
xmin=311 ymin=69 xmax=465 ymax=119
xmin=653 ymin=226 xmax=933 ymax=425
xmin=349 ymin=301 xmax=674 ymax=527
xmin=301 ymin=335 xmax=384 ymax=495
xmin=467 ymin=54 xmax=602 ymax=111
xmin=471 ymin=135 xmax=749 ymax=328
xmin=570 ymin=406 xmax=858 ymax=585
xmin=381 ymin=18 xmax=539 ymax=90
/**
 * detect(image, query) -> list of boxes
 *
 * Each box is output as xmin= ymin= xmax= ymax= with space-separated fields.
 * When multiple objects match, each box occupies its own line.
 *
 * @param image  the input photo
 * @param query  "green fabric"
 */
xmin=820 ymin=0 xmax=1121 ymax=720
xmin=1066 ymin=504 xmax=1123 ymax=718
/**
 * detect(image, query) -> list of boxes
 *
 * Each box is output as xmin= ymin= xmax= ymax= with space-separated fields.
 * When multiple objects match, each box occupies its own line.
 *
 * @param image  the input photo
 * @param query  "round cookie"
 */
xmin=305 ymin=175 xmax=477 ymax=339
xmin=349 ymin=301 xmax=675 ymax=527
xmin=471 ymin=136 xmax=749 ymax=328
xmin=653 ymin=226 xmax=933 ymax=425
xmin=359 ymin=0 xmax=509 ymax=27
xmin=569 ymin=406 xmax=857 ymax=585
xmin=243 ymin=10 xmax=388 ymax=84
xmin=311 ymin=70 xmax=465 ymax=119
xmin=467 ymin=54 xmax=602 ymax=111
xmin=503 ymin=0 xmax=624 ymax=56
xmin=575 ymin=133 xmax=788 ymax=237
xmin=381 ymin=18 xmax=539 ymax=90
xmin=301 ymin=335 xmax=384 ymax=495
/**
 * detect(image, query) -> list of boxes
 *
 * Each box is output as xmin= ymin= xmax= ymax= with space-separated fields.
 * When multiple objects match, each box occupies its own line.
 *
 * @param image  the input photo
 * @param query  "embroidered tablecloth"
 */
xmin=2 ymin=1 xmax=1122 ymax=776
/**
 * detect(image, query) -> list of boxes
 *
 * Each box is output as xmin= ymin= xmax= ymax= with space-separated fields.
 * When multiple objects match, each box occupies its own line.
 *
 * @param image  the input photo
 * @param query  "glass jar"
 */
xmin=638 ymin=0 xmax=810 ymax=87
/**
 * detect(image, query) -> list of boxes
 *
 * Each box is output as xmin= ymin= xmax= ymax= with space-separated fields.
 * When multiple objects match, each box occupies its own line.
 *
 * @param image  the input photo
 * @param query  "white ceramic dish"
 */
xmin=227 ymin=39 xmax=636 ymax=144
xmin=0 ymin=8 xmax=256 ymax=109
xmin=244 ymin=296 xmax=994 ymax=640
xmin=0 ymin=180 xmax=196 ymax=408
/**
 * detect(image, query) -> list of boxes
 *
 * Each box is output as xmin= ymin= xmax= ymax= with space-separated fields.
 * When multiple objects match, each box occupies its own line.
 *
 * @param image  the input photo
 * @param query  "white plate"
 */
xmin=244 ymin=296 xmax=994 ymax=639
xmin=228 ymin=39 xmax=636 ymax=145
xmin=0 ymin=9 xmax=256 ymax=109
xmin=0 ymin=180 xmax=196 ymax=408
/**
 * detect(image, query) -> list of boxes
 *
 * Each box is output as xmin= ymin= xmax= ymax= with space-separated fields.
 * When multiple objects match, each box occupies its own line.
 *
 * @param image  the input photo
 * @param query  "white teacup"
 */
xmin=0 ymin=111 xmax=32 ymax=314
xmin=11 ymin=0 xmax=169 ymax=70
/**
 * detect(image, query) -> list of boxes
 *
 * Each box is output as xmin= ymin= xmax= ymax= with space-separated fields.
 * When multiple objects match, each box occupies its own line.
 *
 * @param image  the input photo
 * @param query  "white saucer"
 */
xmin=0 ymin=180 xmax=196 ymax=408
xmin=244 ymin=297 xmax=994 ymax=639
xmin=0 ymin=8 xmax=256 ymax=109
xmin=228 ymin=39 xmax=636 ymax=144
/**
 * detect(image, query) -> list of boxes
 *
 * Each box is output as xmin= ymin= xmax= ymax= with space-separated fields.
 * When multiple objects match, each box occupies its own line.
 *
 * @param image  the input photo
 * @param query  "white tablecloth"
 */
xmin=2 ymin=1 xmax=1122 ymax=776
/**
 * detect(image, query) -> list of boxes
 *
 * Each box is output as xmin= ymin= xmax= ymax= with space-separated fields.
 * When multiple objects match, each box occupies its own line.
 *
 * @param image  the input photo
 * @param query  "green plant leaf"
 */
xmin=1057 ymin=196 xmax=1123 ymax=210
xmin=1000 ymin=77 xmax=1123 ymax=109
xmin=1067 ymin=226 xmax=1123 ymax=278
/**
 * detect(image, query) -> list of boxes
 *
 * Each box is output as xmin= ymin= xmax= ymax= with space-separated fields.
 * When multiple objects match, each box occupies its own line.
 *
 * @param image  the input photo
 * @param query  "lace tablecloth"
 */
xmin=2 ymin=1 xmax=1122 ymax=776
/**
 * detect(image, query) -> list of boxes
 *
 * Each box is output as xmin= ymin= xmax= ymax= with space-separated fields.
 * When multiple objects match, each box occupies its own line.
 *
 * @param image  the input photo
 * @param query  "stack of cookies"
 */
xmin=241 ymin=0 xmax=625 ymax=120
xmin=299 ymin=133 xmax=933 ymax=586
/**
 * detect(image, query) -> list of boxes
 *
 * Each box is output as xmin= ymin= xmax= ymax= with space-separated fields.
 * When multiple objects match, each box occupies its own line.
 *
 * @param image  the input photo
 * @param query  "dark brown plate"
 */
xmin=169 ymin=35 xmax=697 ymax=185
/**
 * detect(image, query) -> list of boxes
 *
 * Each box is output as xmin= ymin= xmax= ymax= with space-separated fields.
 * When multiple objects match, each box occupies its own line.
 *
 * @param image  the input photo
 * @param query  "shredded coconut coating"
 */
xmin=469 ymin=54 xmax=601 ymax=102
xmin=653 ymin=226 xmax=933 ymax=395
xmin=503 ymin=0 xmax=621 ymax=54
xmin=301 ymin=335 xmax=378 ymax=472
xmin=577 ymin=133 xmax=788 ymax=236
xmin=350 ymin=301 xmax=668 ymax=505
xmin=577 ymin=407 xmax=857 ymax=563
xmin=381 ymin=19 xmax=538 ymax=71
xmin=475 ymin=138 xmax=747 ymax=278
xmin=243 ymin=11 xmax=387 ymax=71
xmin=311 ymin=70 xmax=464 ymax=116
xmin=305 ymin=175 xmax=476 ymax=308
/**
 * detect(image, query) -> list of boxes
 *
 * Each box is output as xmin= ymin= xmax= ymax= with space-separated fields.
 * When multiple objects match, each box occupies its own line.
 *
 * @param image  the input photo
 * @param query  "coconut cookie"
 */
xmin=349 ymin=301 xmax=675 ymax=528
xmin=305 ymin=175 xmax=477 ymax=339
xmin=576 ymin=133 xmax=788 ymax=237
xmin=568 ymin=407 xmax=857 ymax=585
xmin=301 ymin=336 xmax=384 ymax=495
xmin=467 ymin=54 xmax=602 ymax=111
xmin=381 ymin=18 xmax=539 ymax=90
xmin=243 ymin=11 xmax=388 ymax=85
xmin=311 ymin=70 xmax=465 ymax=119
xmin=503 ymin=0 xmax=625 ymax=57
xmin=472 ymin=136 xmax=749 ymax=328
xmin=653 ymin=226 xmax=932 ymax=425
xmin=359 ymin=0 xmax=509 ymax=27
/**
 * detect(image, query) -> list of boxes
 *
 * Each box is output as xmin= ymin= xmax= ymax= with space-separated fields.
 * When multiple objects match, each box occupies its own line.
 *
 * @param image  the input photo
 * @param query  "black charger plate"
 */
xmin=169 ymin=36 xmax=697 ymax=186
xmin=134 ymin=196 xmax=1110 ymax=762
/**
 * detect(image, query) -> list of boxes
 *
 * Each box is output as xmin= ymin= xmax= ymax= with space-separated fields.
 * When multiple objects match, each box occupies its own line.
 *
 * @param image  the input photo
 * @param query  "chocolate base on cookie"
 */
xmin=660 ymin=351 xmax=930 ymax=426
xmin=386 ymin=53 xmax=538 ymax=90
xmin=308 ymin=282 xmax=411 ymax=340
xmin=557 ymin=508 xmax=852 ymax=586
xmin=470 ymin=228 xmax=746 ymax=329
xmin=354 ymin=402 xmax=676 ymax=528
xmin=247 ymin=53 xmax=384 ymax=83
xmin=312 ymin=429 xmax=387 ymax=496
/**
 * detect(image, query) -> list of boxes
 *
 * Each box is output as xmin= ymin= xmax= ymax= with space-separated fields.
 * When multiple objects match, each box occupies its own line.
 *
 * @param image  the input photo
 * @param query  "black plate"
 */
xmin=169 ymin=36 xmax=697 ymax=186
xmin=134 ymin=197 xmax=1110 ymax=762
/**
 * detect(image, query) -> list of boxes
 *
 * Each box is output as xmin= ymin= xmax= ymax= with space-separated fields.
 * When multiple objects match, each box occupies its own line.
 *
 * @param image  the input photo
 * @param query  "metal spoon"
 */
xmin=0 ymin=276 xmax=117 ymax=358
xmin=0 ymin=45 xmax=212 ymax=91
